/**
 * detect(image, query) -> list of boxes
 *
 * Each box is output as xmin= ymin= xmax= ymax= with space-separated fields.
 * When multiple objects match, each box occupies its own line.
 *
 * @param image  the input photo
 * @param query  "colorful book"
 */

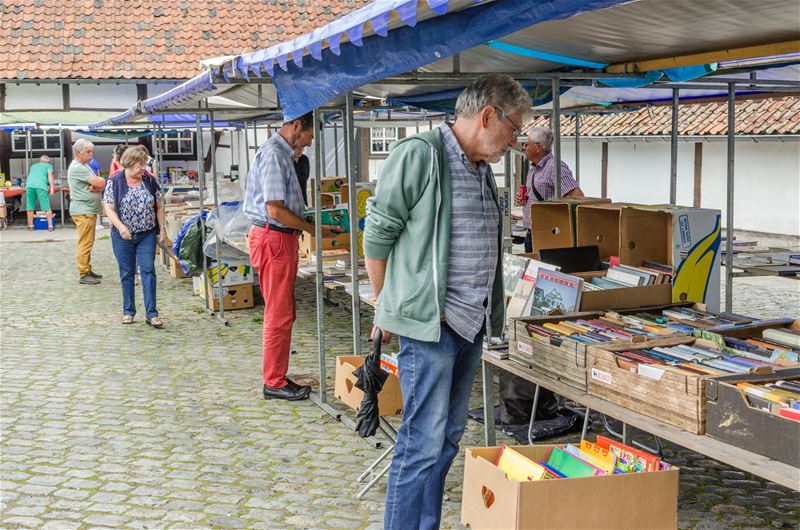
xmin=495 ymin=446 xmax=547 ymax=481
xmin=531 ymin=270 xmax=583 ymax=314
xmin=763 ymin=328 xmax=800 ymax=349
xmin=546 ymin=447 xmax=602 ymax=478
xmin=563 ymin=445 xmax=611 ymax=475
xmin=596 ymin=435 xmax=660 ymax=473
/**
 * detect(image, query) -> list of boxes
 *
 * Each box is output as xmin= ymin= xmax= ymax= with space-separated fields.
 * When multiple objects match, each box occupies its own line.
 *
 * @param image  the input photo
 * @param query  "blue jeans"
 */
xmin=384 ymin=322 xmax=484 ymax=530
xmin=111 ymin=228 xmax=158 ymax=319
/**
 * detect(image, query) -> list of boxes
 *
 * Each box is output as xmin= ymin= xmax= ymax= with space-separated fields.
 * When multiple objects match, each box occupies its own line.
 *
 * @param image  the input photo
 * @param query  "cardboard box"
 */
xmin=530 ymin=197 xmax=611 ymax=252
xmin=199 ymin=281 xmax=254 ymax=311
xmin=705 ymin=368 xmax=800 ymax=467
xmin=299 ymin=232 xmax=350 ymax=257
xmin=587 ymin=335 xmax=712 ymax=434
xmin=169 ymin=256 xmax=186 ymax=279
xmin=649 ymin=205 xmax=722 ymax=312
xmin=206 ymin=262 xmax=252 ymax=287
xmin=573 ymin=271 xmax=673 ymax=312
xmin=461 ymin=445 xmax=679 ymax=530
xmin=309 ymin=177 xmax=345 ymax=207
xmin=576 ymin=203 xmax=722 ymax=311
xmin=165 ymin=211 xmax=195 ymax=241
xmin=334 ymin=356 xmax=403 ymax=416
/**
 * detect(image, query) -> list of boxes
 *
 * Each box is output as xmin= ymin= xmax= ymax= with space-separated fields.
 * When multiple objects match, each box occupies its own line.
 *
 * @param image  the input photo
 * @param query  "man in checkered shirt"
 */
xmin=505 ymin=125 xmax=585 ymax=427
xmin=516 ymin=125 xmax=584 ymax=253
xmin=244 ymin=111 xmax=341 ymax=402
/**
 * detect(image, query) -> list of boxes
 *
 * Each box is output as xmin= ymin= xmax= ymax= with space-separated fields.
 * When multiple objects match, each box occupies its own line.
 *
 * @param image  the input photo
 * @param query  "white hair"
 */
xmin=455 ymin=74 xmax=531 ymax=119
xmin=73 ymin=138 xmax=94 ymax=156
xmin=39 ymin=155 xmax=51 ymax=162
xmin=527 ymin=126 xmax=553 ymax=152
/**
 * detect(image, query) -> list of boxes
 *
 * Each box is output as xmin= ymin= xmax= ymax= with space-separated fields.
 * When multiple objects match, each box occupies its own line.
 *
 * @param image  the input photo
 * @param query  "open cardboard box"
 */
xmin=299 ymin=232 xmax=350 ymax=257
xmin=334 ymin=356 xmax=403 ymax=416
xmin=199 ymin=281 xmax=254 ymax=311
xmin=575 ymin=203 xmax=722 ymax=311
xmin=461 ymin=444 xmax=679 ymax=530
xmin=574 ymin=271 xmax=672 ymax=311
xmin=530 ymin=197 xmax=611 ymax=253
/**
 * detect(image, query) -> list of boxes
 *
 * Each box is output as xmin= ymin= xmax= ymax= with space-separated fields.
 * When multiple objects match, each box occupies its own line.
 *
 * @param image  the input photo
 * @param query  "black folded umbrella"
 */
xmin=353 ymin=330 xmax=390 ymax=438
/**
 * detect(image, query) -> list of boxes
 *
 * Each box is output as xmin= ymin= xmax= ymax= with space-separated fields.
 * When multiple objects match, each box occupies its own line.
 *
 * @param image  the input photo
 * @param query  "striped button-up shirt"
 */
xmin=243 ymin=133 xmax=305 ymax=227
xmin=440 ymin=124 xmax=500 ymax=342
xmin=522 ymin=151 xmax=578 ymax=229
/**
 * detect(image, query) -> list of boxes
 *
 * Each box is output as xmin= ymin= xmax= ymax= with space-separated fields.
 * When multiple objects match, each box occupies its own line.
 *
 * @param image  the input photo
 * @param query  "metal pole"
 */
xmin=320 ymin=121 xmax=327 ymax=181
xmin=25 ymin=130 xmax=31 ymax=181
xmin=333 ymin=122 xmax=339 ymax=175
xmin=196 ymin=109 xmax=212 ymax=314
xmin=243 ymin=121 xmax=251 ymax=177
xmin=551 ymin=77 xmax=562 ymax=197
xmin=574 ymin=112 xmax=581 ymax=185
xmin=345 ymin=94 xmax=361 ymax=358
xmin=209 ymin=110 xmax=227 ymax=324
xmin=503 ymin=150 xmax=512 ymax=254
xmin=312 ymin=108 xmax=327 ymax=403
xmin=58 ymin=125 xmax=65 ymax=225
xmin=670 ymin=89 xmax=679 ymax=205
xmin=725 ymin=84 xmax=735 ymax=313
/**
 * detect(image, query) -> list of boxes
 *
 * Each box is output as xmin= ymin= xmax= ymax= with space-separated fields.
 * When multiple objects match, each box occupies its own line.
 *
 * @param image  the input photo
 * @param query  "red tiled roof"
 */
xmin=1 ymin=1 xmax=370 ymax=80
xmin=528 ymin=96 xmax=800 ymax=137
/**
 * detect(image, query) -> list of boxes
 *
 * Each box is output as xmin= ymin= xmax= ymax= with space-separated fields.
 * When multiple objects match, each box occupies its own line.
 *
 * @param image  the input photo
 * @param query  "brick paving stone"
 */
xmin=2 ymin=231 xmax=799 ymax=530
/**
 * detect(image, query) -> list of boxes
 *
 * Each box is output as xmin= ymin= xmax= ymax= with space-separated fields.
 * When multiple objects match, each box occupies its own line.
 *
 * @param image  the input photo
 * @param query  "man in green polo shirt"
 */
xmin=26 ymin=155 xmax=55 ymax=231
xmin=68 ymin=139 xmax=106 ymax=284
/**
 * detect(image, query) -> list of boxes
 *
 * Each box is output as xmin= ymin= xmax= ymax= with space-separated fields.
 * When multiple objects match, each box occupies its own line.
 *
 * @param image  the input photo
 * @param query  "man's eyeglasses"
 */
xmin=493 ymin=106 xmax=522 ymax=138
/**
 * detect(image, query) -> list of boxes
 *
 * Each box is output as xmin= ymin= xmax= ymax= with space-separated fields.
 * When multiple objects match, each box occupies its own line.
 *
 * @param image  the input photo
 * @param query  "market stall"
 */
xmin=82 ymin=0 xmax=800 ymax=503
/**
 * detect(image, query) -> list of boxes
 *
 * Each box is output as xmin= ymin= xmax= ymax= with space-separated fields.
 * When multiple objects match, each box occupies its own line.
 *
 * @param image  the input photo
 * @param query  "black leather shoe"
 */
xmin=79 ymin=274 xmax=101 ymax=285
xmin=263 ymin=384 xmax=310 ymax=401
xmin=285 ymin=378 xmax=312 ymax=396
xmin=88 ymin=270 xmax=103 ymax=279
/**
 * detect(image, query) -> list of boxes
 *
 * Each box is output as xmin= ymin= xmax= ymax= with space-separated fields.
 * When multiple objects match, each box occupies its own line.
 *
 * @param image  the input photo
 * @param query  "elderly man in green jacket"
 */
xmin=364 ymin=74 xmax=530 ymax=530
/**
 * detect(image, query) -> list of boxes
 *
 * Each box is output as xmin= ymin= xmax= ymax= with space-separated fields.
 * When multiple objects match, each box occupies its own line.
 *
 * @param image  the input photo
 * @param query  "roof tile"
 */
xmin=526 ymin=97 xmax=800 ymax=137
xmin=1 ymin=0 xmax=371 ymax=79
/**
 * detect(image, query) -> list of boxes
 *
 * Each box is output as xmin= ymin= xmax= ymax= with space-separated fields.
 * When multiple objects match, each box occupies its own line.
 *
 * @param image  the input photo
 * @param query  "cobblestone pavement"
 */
xmin=1 ymin=227 xmax=799 ymax=529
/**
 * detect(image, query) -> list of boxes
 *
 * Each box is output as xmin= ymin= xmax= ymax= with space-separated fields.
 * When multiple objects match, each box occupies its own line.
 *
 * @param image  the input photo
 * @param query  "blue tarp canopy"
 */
xmin=88 ymin=0 xmax=800 ymax=129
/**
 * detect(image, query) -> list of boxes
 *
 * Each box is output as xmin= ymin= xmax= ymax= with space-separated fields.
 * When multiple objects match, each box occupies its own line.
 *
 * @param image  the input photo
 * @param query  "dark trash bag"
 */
xmin=353 ymin=330 xmax=390 ymax=438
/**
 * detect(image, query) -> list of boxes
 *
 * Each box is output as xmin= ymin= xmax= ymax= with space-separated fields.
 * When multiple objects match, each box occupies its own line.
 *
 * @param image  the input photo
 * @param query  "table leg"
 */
xmin=581 ymin=407 xmax=591 ymax=441
xmin=482 ymin=359 xmax=496 ymax=447
xmin=527 ymin=384 xmax=541 ymax=445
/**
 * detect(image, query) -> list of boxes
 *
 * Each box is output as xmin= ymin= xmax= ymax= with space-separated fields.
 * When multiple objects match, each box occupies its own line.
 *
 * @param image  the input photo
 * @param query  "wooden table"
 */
xmin=481 ymin=354 xmax=800 ymax=490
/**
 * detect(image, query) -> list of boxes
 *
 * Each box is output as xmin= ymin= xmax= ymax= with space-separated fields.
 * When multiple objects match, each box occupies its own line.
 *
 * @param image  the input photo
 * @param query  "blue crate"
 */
xmin=33 ymin=216 xmax=57 ymax=230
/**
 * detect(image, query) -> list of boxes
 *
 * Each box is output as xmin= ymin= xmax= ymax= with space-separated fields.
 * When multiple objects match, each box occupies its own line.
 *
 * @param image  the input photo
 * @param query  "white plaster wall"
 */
xmin=702 ymin=139 xmax=800 ymax=236
xmin=4 ymin=83 xmax=64 ymax=110
xmin=70 ymin=84 xmax=137 ymax=109
xmin=557 ymin=138 xmax=800 ymax=236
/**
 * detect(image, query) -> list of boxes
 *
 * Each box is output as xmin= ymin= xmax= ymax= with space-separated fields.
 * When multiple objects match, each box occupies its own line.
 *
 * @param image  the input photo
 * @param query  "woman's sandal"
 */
xmin=121 ymin=315 xmax=134 ymax=325
xmin=146 ymin=317 xmax=164 ymax=329
xmin=27 ymin=226 xmax=34 ymax=231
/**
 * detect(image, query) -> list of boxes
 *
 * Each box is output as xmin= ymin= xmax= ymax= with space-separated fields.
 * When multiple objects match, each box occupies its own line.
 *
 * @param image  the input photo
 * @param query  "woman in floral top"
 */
xmin=103 ymin=145 xmax=166 ymax=327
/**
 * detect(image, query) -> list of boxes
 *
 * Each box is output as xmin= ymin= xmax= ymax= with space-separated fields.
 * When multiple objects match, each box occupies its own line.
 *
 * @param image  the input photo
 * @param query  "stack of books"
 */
xmin=495 ymin=436 xmax=670 ymax=482
xmin=585 ymin=261 xmax=673 ymax=292
xmin=612 ymin=341 xmax=788 ymax=376
xmin=736 ymin=378 xmax=800 ymax=421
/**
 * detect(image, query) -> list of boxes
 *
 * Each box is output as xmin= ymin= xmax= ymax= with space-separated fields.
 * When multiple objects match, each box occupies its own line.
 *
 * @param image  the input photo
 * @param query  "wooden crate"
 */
xmin=587 ymin=335 xmax=711 ymax=434
xmin=508 ymin=312 xmax=600 ymax=391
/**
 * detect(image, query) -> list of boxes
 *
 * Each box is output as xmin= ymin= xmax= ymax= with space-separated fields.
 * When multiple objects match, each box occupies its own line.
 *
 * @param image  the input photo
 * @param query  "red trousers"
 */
xmin=248 ymin=225 xmax=299 ymax=388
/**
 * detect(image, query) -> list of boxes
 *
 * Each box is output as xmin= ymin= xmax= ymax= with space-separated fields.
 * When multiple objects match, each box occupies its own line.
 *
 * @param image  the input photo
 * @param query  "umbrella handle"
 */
xmin=372 ymin=329 xmax=382 ymax=356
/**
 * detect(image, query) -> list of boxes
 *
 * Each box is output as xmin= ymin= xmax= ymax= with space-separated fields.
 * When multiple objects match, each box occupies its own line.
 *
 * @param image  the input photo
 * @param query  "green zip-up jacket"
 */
xmin=363 ymin=128 xmax=505 ymax=342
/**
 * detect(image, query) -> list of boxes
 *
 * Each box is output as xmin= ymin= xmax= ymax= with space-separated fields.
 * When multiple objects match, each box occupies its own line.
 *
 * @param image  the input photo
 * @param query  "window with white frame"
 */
xmin=11 ymin=129 xmax=62 ymax=152
xmin=155 ymin=130 xmax=195 ymax=156
xmin=370 ymin=127 xmax=398 ymax=155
